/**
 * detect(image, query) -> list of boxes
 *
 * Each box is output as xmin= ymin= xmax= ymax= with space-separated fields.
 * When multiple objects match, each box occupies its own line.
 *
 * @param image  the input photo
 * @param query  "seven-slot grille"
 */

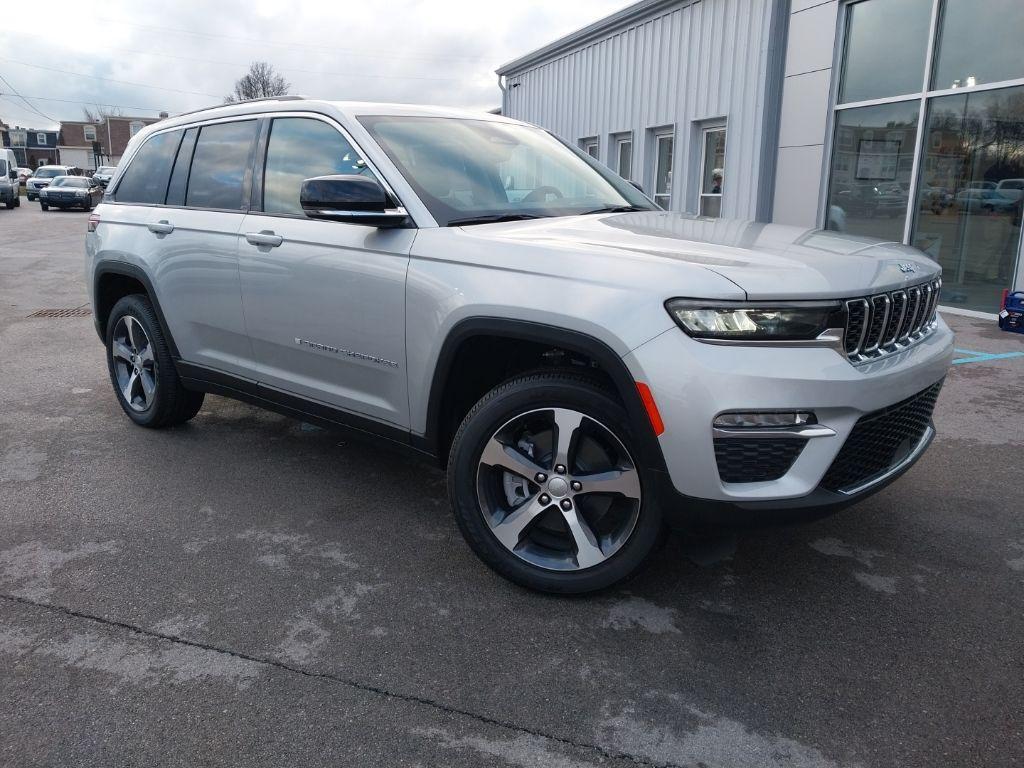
xmin=843 ymin=278 xmax=941 ymax=361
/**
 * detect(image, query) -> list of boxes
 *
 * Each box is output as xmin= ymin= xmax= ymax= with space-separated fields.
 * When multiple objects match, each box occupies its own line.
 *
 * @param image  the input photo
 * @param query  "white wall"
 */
xmin=772 ymin=0 xmax=839 ymax=227
xmin=501 ymin=0 xmax=783 ymax=221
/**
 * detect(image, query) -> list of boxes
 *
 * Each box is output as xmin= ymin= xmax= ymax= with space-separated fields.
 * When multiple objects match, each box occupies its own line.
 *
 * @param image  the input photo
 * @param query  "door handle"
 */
xmin=147 ymin=220 xmax=174 ymax=235
xmin=245 ymin=230 xmax=283 ymax=248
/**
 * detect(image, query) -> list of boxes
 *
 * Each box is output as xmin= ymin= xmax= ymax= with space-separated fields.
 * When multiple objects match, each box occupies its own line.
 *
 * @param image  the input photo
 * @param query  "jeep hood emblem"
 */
xmin=898 ymin=263 xmax=917 ymax=274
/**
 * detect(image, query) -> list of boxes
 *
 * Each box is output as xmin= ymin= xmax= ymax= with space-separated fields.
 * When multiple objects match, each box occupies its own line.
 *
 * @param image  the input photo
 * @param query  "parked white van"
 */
xmin=0 ymin=148 xmax=20 ymax=209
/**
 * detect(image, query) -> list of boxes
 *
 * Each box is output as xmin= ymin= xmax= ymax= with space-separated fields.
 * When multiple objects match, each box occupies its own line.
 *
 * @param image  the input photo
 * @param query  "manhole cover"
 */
xmin=27 ymin=307 xmax=92 ymax=318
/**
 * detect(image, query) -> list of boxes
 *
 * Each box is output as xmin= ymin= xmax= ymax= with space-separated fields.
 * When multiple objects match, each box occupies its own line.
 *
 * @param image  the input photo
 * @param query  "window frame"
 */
xmin=650 ymin=129 xmax=675 ymax=209
xmin=611 ymin=132 xmax=633 ymax=180
xmin=825 ymin=0 xmax=1024 ymax=308
xmin=698 ymin=126 xmax=726 ymax=218
xmin=84 ymin=125 xmax=97 ymax=143
xmin=579 ymin=137 xmax=600 ymax=161
xmin=36 ymin=133 xmax=47 ymax=145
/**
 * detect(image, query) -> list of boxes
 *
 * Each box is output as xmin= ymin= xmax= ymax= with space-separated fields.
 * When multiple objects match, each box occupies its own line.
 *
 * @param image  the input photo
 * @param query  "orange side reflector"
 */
xmin=635 ymin=382 xmax=665 ymax=436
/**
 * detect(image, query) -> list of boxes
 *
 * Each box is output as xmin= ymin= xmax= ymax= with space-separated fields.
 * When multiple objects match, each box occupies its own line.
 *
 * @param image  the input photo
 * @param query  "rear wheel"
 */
xmin=448 ymin=372 xmax=662 ymax=594
xmin=105 ymin=294 xmax=204 ymax=428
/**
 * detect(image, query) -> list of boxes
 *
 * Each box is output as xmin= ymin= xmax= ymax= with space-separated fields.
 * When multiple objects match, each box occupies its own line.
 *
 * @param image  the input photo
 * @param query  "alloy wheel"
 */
xmin=110 ymin=315 xmax=157 ymax=412
xmin=475 ymin=407 xmax=642 ymax=571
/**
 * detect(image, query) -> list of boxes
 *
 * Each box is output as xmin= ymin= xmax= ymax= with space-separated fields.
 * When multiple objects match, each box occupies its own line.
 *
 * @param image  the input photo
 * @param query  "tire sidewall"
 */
xmin=105 ymin=295 xmax=172 ymax=427
xmin=448 ymin=375 xmax=663 ymax=594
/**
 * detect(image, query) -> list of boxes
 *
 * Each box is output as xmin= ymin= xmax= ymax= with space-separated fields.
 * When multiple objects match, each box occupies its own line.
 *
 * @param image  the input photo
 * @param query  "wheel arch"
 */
xmin=93 ymin=262 xmax=180 ymax=358
xmin=421 ymin=317 xmax=668 ymax=473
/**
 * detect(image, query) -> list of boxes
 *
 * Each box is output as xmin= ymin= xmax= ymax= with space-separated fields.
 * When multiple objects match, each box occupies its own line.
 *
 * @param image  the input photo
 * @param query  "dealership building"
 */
xmin=497 ymin=0 xmax=1024 ymax=315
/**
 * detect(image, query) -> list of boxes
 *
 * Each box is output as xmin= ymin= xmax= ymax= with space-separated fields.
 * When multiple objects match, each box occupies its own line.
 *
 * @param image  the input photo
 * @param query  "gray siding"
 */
xmin=500 ymin=0 xmax=783 ymax=221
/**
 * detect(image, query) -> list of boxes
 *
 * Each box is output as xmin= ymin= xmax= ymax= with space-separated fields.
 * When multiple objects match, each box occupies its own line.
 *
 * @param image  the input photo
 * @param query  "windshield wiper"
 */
xmin=447 ymin=213 xmax=545 ymax=227
xmin=580 ymin=205 xmax=648 ymax=215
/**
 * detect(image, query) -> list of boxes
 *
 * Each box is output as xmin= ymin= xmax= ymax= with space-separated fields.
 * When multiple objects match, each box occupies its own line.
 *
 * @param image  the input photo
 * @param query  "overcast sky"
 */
xmin=0 ymin=0 xmax=630 ymax=129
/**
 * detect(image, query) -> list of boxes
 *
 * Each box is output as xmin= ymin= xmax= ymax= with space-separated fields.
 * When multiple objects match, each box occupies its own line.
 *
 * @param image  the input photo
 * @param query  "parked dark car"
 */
xmin=39 ymin=176 xmax=104 ymax=211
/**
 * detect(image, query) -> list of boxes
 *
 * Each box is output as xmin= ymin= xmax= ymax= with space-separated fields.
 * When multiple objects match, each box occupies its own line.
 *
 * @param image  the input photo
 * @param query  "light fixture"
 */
xmin=713 ymin=412 xmax=816 ymax=429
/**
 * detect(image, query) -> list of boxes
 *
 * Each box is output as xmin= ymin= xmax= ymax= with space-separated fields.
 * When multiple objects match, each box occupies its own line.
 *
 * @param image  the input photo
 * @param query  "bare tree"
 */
xmin=82 ymin=105 xmax=123 ymax=122
xmin=224 ymin=62 xmax=291 ymax=104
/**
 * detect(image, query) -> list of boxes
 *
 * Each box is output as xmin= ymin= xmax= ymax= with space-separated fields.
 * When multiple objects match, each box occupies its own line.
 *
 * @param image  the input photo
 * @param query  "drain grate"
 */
xmin=27 ymin=307 xmax=92 ymax=318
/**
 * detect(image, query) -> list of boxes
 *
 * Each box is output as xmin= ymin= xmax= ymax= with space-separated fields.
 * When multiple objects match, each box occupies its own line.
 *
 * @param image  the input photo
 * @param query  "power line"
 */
xmin=2 ymin=34 xmax=468 ymax=84
xmin=0 ymin=57 xmax=220 ymax=98
xmin=6 ymin=93 xmax=167 ymax=113
xmin=0 ymin=72 xmax=57 ymax=122
xmin=82 ymin=15 xmax=492 ymax=64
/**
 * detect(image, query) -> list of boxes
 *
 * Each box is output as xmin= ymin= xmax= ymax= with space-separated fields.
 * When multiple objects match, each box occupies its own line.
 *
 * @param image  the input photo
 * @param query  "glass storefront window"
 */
xmin=932 ymin=0 xmax=1024 ymax=91
xmin=839 ymin=0 xmax=932 ymax=104
xmin=825 ymin=101 xmax=919 ymax=241
xmin=911 ymin=86 xmax=1024 ymax=311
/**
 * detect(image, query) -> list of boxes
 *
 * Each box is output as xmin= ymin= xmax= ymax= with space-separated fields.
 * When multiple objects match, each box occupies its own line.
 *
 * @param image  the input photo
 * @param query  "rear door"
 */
xmin=237 ymin=114 xmax=414 ymax=428
xmin=107 ymin=120 xmax=259 ymax=378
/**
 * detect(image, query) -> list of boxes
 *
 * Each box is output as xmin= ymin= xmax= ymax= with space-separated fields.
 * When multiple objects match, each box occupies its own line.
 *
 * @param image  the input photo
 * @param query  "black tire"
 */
xmin=40 ymin=203 xmax=48 ymax=211
xmin=448 ymin=371 xmax=663 ymax=594
xmin=4 ymin=201 xmax=13 ymax=210
xmin=105 ymin=294 xmax=204 ymax=428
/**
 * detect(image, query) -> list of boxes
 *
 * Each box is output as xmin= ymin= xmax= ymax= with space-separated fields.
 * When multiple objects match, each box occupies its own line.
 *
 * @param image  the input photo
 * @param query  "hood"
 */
xmin=465 ymin=212 xmax=941 ymax=300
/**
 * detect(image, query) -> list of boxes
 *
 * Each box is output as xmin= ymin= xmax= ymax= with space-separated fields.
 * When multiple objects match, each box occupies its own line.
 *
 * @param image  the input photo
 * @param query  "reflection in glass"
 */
xmin=264 ymin=118 xmax=372 ymax=215
xmin=116 ymin=130 xmax=181 ymax=205
xmin=839 ymin=0 xmax=931 ymax=104
xmin=932 ymin=0 xmax=1024 ymax=91
xmin=186 ymin=121 xmax=258 ymax=210
xmin=825 ymin=101 xmax=919 ymax=241
xmin=699 ymin=128 xmax=726 ymax=218
xmin=654 ymin=135 xmax=673 ymax=208
xmin=911 ymin=86 xmax=1024 ymax=312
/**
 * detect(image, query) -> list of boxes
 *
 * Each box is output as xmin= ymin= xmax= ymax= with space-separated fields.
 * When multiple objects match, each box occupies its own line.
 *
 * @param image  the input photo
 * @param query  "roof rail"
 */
xmin=170 ymin=95 xmax=307 ymax=120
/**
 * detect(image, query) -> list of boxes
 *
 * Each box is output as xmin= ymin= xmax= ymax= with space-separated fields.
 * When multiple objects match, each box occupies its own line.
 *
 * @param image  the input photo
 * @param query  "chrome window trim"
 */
xmin=110 ymin=109 xmax=413 ymax=224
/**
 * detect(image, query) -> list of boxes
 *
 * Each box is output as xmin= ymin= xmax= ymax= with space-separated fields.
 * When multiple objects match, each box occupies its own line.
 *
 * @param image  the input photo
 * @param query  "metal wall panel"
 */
xmin=501 ymin=0 xmax=779 ymax=221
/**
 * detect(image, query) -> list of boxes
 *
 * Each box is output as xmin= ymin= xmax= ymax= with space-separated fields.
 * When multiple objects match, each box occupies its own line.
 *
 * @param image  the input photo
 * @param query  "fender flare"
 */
xmin=422 ymin=317 xmax=668 ymax=472
xmin=92 ymin=262 xmax=180 ymax=359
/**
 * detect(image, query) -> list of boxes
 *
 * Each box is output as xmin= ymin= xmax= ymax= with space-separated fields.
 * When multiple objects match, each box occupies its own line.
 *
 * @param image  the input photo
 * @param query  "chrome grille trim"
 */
xmin=844 ymin=278 xmax=941 ymax=364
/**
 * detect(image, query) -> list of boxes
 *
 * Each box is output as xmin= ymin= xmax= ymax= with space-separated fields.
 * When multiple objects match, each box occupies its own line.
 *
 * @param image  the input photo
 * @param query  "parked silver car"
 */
xmin=26 ymin=165 xmax=77 ymax=201
xmin=86 ymin=98 xmax=953 ymax=593
xmin=92 ymin=166 xmax=117 ymax=187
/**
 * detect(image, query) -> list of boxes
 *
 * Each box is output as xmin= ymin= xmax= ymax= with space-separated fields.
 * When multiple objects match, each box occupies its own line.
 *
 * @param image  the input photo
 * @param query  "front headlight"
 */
xmin=665 ymin=299 xmax=844 ymax=341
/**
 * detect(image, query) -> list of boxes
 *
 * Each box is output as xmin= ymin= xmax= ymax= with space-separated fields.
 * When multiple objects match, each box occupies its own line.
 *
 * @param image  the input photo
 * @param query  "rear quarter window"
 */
xmin=115 ymin=130 xmax=183 ymax=204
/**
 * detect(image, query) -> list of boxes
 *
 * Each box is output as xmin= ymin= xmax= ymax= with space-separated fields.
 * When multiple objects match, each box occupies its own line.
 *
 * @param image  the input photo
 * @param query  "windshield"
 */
xmin=35 ymin=167 xmax=64 ymax=178
xmin=53 ymin=177 xmax=88 ymax=188
xmin=358 ymin=116 xmax=655 ymax=226
xmin=97 ymin=166 xmax=116 ymax=174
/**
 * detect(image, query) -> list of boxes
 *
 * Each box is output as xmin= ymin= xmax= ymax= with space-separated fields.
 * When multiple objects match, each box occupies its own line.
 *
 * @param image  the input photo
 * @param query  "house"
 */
xmin=1 ymin=121 xmax=60 ymax=167
xmin=58 ymin=113 xmax=167 ymax=171
xmin=496 ymin=0 xmax=1024 ymax=316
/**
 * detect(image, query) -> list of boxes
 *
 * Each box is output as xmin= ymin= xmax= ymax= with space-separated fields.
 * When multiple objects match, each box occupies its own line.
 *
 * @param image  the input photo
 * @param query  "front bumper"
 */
xmin=625 ymin=317 xmax=954 ymax=527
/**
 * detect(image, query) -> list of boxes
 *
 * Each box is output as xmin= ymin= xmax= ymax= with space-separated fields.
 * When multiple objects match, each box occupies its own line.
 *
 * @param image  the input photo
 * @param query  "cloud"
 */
xmin=0 ymin=0 xmax=630 ymax=128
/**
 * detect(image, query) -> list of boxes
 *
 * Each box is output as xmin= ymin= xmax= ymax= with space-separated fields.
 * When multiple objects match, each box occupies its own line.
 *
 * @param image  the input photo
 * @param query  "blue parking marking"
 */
xmin=952 ymin=348 xmax=1024 ymax=365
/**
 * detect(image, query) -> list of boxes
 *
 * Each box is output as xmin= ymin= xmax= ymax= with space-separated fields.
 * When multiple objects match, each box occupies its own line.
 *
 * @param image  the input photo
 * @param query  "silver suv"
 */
xmin=86 ymin=98 xmax=953 ymax=593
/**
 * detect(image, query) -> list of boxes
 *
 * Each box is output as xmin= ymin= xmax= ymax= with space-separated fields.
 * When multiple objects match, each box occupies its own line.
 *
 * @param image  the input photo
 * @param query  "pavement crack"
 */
xmin=0 ymin=593 xmax=684 ymax=768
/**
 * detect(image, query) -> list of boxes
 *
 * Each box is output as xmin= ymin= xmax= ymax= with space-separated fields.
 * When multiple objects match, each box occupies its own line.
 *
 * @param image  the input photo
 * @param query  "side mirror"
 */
xmin=300 ymin=175 xmax=409 ymax=228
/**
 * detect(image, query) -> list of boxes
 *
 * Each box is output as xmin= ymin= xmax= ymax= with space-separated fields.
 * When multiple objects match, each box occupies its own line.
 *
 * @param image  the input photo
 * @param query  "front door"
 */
xmin=237 ymin=116 xmax=414 ymax=428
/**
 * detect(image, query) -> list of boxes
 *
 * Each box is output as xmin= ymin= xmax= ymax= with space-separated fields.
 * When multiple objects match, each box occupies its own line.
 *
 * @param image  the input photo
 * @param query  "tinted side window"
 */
xmin=263 ymin=117 xmax=374 ymax=214
xmin=165 ymin=127 xmax=198 ymax=207
xmin=186 ymin=120 xmax=258 ymax=210
xmin=115 ymin=130 xmax=182 ymax=204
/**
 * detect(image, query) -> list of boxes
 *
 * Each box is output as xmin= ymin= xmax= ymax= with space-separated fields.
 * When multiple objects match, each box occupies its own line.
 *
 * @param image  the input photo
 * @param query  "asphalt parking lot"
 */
xmin=1 ymin=201 xmax=1022 ymax=768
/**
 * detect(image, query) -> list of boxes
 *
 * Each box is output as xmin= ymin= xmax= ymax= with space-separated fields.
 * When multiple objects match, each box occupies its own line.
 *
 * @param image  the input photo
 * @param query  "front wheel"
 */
xmin=40 ymin=203 xmax=48 ymax=211
xmin=105 ymin=294 xmax=204 ymax=428
xmin=448 ymin=372 xmax=662 ymax=594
